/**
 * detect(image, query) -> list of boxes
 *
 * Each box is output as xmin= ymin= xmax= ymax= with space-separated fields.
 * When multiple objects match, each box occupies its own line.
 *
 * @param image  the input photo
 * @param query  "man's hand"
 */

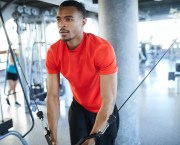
xmin=81 ymin=138 xmax=96 ymax=145
xmin=51 ymin=139 xmax=56 ymax=145
xmin=50 ymin=134 xmax=57 ymax=145
xmin=51 ymin=138 xmax=57 ymax=145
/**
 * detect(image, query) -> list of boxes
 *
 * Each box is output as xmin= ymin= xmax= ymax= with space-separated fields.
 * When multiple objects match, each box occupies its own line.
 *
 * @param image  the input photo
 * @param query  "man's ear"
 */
xmin=82 ymin=18 xmax=87 ymax=26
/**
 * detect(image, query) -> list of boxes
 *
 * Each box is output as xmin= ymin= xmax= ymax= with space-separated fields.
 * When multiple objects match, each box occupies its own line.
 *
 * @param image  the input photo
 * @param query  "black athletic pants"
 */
xmin=68 ymin=99 xmax=119 ymax=145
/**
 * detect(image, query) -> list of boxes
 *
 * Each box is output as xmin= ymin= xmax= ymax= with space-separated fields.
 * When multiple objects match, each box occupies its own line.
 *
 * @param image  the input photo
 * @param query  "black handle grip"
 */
xmin=45 ymin=133 xmax=53 ymax=145
xmin=75 ymin=137 xmax=86 ymax=145
xmin=75 ymin=115 xmax=116 ymax=145
xmin=45 ymin=127 xmax=53 ymax=145
xmin=75 ymin=133 xmax=101 ymax=145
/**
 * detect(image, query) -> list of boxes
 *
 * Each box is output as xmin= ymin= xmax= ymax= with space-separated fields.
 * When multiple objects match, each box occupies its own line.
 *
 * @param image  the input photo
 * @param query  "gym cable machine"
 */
xmin=0 ymin=5 xmax=34 ymax=145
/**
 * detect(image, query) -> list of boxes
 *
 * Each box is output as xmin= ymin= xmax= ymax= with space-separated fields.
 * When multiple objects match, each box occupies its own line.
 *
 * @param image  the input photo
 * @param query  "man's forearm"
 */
xmin=47 ymin=96 xmax=60 ymax=142
xmin=90 ymin=99 xmax=115 ymax=134
xmin=91 ymin=73 xmax=117 ymax=135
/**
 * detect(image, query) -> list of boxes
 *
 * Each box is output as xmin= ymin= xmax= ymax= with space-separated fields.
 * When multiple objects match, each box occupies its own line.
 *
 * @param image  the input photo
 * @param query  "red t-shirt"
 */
xmin=46 ymin=33 xmax=118 ymax=113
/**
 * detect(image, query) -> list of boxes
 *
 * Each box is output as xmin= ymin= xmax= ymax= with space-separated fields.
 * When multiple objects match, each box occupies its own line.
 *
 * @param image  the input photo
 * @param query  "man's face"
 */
xmin=56 ymin=6 xmax=86 ymax=42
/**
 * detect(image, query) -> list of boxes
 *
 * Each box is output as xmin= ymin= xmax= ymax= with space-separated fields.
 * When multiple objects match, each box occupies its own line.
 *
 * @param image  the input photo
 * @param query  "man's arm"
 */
xmin=82 ymin=72 xmax=117 ymax=145
xmin=46 ymin=74 xmax=60 ymax=145
xmin=91 ymin=72 xmax=117 ymax=134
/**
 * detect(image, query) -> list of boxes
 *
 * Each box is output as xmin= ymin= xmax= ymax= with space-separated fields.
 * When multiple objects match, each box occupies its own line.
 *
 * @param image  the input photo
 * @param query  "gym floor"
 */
xmin=0 ymin=58 xmax=180 ymax=145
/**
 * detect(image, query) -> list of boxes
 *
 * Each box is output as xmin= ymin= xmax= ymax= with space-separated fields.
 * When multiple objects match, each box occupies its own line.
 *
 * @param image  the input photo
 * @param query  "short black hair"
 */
xmin=59 ymin=0 xmax=86 ymax=18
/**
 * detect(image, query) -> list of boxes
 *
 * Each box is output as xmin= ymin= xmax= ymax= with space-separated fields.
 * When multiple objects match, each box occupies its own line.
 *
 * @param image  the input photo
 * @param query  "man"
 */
xmin=46 ymin=1 xmax=119 ymax=145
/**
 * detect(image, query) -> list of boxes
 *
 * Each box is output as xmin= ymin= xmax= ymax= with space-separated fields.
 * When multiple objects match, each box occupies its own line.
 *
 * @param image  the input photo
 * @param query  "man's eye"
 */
xmin=56 ymin=18 xmax=61 ymax=22
xmin=65 ymin=18 xmax=73 ymax=22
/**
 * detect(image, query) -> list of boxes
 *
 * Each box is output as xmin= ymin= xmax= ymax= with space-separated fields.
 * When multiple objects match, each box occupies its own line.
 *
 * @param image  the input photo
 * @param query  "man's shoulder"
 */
xmin=85 ymin=33 xmax=110 ymax=46
xmin=48 ymin=39 xmax=65 ymax=54
xmin=50 ymin=39 xmax=63 ymax=49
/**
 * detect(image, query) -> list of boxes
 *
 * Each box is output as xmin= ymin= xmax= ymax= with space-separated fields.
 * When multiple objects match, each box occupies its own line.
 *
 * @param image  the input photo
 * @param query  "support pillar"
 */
xmin=99 ymin=0 xmax=140 ymax=144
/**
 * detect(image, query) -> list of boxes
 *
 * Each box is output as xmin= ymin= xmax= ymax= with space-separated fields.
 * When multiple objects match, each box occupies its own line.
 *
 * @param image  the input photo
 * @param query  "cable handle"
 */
xmin=75 ymin=114 xmax=116 ymax=145
xmin=37 ymin=111 xmax=52 ymax=145
xmin=45 ymin=127 xmax=53 ymax=145
xmin=75 ymin=132 xmax=101 ymax=145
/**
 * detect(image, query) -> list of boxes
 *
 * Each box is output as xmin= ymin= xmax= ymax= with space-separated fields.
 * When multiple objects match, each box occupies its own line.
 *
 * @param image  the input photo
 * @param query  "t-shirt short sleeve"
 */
xmin=46 ymin=48 xmax=59 ymax=74
xmin=95 ymin=42 xmax=118 ymax=75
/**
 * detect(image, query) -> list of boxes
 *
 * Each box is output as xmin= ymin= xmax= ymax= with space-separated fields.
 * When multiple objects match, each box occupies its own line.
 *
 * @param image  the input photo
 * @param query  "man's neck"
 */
xmin=67 ymin=32 xmax=84 ymax=50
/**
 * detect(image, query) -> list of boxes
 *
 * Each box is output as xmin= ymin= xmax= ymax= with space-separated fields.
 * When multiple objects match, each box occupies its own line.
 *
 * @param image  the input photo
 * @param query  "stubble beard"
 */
xmin=61 ymin=37 xmax=72 ymax=42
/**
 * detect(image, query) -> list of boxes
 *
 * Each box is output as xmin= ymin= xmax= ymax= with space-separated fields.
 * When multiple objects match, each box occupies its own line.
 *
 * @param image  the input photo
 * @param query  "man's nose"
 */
xmin=58 ymin=20 xmax=67 ymax=27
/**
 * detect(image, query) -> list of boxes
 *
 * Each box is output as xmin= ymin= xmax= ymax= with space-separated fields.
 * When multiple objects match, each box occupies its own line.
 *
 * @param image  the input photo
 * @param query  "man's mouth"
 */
xmin=59 ymin=29 xmax=69 ymax=33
